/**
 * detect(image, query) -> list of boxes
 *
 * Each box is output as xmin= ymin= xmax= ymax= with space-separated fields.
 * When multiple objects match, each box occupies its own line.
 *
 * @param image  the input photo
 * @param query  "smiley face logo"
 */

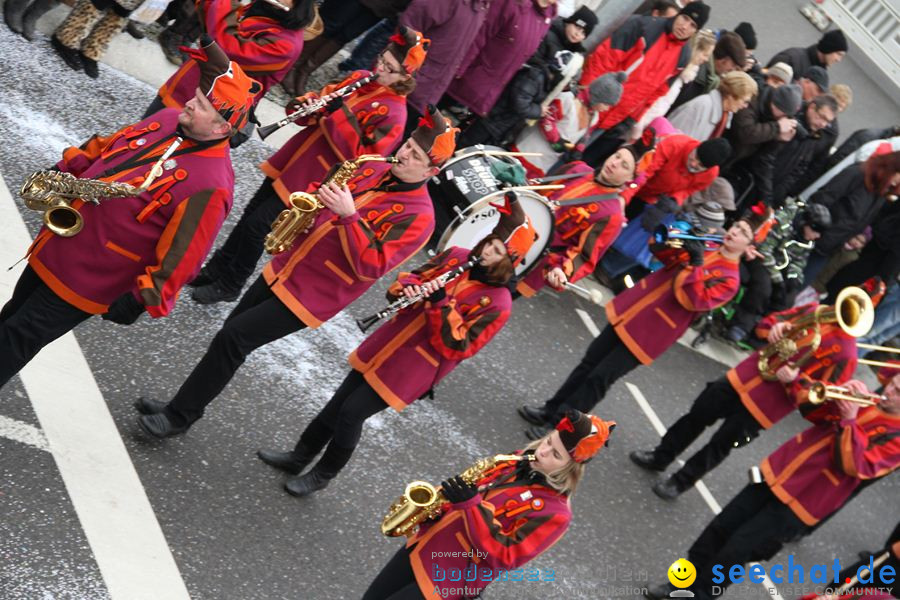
xmin=667 ymin=558 xmax=696 ymax=588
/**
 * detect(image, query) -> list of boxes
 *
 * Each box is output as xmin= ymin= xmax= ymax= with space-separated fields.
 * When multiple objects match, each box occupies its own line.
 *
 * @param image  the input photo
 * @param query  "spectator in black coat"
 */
xmin=826 ymin=125 xmax=900 ymax=170
xmin=765 ymin=29 xmax=848 ymax=80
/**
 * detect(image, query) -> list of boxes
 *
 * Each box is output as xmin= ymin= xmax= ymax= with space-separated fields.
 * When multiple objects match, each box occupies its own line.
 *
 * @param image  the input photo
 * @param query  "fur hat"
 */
xmin=491 ymin=192 xmax=536 ymax=268
xmin=386 ymin=26 xmax=430 ymax=74
xmin=817 ymin=29 xmax=848 ymax=54
xmin=678 ymin=1 xmax=710 ymax=29
xmin=410 ymin=105 xmax=458 ymax=166
xmin=555 ymin=410 xmax=616 ymax=463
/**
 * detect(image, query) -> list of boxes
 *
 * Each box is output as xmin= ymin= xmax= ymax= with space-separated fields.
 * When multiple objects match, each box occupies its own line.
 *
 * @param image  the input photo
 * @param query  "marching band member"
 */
xmin=362 ymin=410 xmax=616 ymax=600
xmin=190 ymin=26 xmax=429 ymax=304
xmin=255 ymin=197 xmax=535 ymax=497
xmin=134 ymin=106 xmax=457 ymax=439
xmin=646 ymin=374 xmax=900 ymax=600
xmin=516 ymin=141 xmax=653 ymax=299
xmin=629 ymin=289 xmax=871 ymax=499
xmin=0 ymin=41 xmax=259 ymax=389
xmin=518 ymin=212 xmax=767 ymax=440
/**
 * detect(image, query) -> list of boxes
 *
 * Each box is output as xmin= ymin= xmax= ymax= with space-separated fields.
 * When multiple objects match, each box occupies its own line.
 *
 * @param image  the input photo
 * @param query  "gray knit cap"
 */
xmin=588 ymin=71 xmax=627 ymax=106
xmin=772 ymin=83 xmax=803 ymax=115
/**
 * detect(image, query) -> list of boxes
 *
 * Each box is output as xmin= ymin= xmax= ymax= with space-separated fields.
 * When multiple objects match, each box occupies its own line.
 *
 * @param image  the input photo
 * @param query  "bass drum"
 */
xmin=435 ymin=189 xmax=555 ymax=277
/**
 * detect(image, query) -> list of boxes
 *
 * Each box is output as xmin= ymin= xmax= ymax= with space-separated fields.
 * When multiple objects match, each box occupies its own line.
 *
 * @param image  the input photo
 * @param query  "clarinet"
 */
xmin=257 ymin=73 xmax=377 ymax=140
xmin=356 ymin=257 xmax=482 ymax=333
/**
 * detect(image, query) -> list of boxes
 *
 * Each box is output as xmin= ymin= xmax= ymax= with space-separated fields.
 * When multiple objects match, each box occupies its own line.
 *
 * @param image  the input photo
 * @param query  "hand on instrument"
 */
xmin=318 ymin=181 xmax=356 ymax=218
xmin=546 ymin=267 xmax=568 ymax=289
xmin=422 ymin=278 xmax=447 ymax=302
xmin=775 ymin=364 xmax=800 ymax=384
xmin=835 ymin=398 xmax=860 ymax=422
xmin=843 ymin=233 xmax=867 ymax=251
xmin=767 ymin=321 xmax=792 ymax=343
xmin=743 ymin=245 xmax=763 ymax=261
xmin=102 ymin=292 xmax=145 ymax=325
xmin=842 ymin=379 xmax=870 ymax=397
xmin=440 ymin=475 xmax=478 ymax=505
xmin=288 ymin=93 xmax=316 ymax=113
xmin=683 ymin=238 xmax=706 ymax=266
xmin=322 ymin=92 xmax=343 ymax=114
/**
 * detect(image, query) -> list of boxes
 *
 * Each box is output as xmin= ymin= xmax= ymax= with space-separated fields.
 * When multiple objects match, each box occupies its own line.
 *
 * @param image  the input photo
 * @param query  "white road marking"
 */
xmin=575 ymin=307 xmax=601 ymax=337
xmin=0 ymin=415 xmax=50 ymax=452
xmin=0 ymin=173 xmax=190 ymax=600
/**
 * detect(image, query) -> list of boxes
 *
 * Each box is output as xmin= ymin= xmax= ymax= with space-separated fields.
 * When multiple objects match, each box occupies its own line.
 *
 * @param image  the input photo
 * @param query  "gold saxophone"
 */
xmin=263 ymin=154 xmax=399 ymax=255
xmin=20 ymin=170 xmax=145 ymax=237
xmin=757 ymin=286 xmax=874 ymax=381
xmin=381 ymin=454 xmax=536 ymax=538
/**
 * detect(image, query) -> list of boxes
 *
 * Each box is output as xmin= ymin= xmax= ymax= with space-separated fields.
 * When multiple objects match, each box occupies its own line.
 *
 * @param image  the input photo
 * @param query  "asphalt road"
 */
xmin=0 ymin=3 xmax=898 ymax=599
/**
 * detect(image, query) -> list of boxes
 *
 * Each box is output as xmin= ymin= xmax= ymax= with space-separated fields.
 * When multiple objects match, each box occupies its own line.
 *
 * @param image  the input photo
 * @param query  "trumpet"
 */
xmin=807 ymin=382 xmax=884 ymax=406
xmin=257 ymin=73 xmax=376 ymax=140
xmin=355 ymin=256 xmax=482 ymax=333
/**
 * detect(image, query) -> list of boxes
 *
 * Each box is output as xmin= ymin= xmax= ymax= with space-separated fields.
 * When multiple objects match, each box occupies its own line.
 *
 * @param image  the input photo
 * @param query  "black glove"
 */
xmin=440 ymin=475 xmax=478 ymax=505
xmin=684 ymin=238 xmax=706 ymax=267
xmin=102 ymin=292 xmax=145 ymax=325
xmin=324 ymin=95 xmax=344 ymax=114
xmin=426 ymin=287 xmax=447 ymax=303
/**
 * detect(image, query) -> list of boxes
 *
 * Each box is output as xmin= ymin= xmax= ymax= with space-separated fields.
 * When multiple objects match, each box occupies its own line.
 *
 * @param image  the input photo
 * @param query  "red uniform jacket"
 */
xmin=260 ymin=71 xmax=408 ymax=205
xmin=407 ymin=458 xmax=571 ymax=600
xmin=157 ymin=0 xmax=303 ymax=108
xmin=517 ymin=162 xmax=625 ymax=297
xmin=29 ymin=109 xmax=233 ymax=318
xmin=621 ymin=134 xmax=718 ymax=206
xmin=761 ymin=405 xmax=900 ymax=526
xmin=350 ymin=247 xmax=511 ymax=411
xmin=263 ymin=161 xmax=434 ymax=328
xmin=579 ymin=15 xmax=690 ymax=132
xmin=728 ymin=303 xmax=858 ymax=429
xmin=606 ymin=250 xmax=740 ymax=364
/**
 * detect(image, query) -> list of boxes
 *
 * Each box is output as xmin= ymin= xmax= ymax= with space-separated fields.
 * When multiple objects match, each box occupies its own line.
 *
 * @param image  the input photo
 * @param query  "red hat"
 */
xmin=410 ymin=104 xmax=458 ymax=166
xmin=386 ymin=26 xmax=429 ymax=75
xmin=181 ymin=36 xmax=262 ymax=132
xmin=491 ymin=192 xmax=536 ymax=268
xmin=555 ymin=410 xmax=616 ymax=463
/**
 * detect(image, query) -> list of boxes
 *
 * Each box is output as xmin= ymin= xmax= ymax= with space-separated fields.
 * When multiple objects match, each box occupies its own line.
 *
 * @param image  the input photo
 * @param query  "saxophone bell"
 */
xmin=44 ymin=204 xmax=84 ymax=237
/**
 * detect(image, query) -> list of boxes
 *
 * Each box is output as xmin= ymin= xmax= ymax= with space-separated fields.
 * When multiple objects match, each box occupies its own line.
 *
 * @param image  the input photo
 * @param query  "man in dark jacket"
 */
xmin=771 ymin=95 xmax=839 ymax=206
xmin=765 ymin=29 xmax=848 ymax=80
xmin=826 ymin=125 xmax=900 ymax=170
xmin=669 ymin=31 xmax=747 ymax=111
xmin=724 ymin=83 xmax=803 ymax=208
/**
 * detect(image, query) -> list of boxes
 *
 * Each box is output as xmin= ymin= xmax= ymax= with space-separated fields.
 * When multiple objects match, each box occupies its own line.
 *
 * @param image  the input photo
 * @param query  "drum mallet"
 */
xmin=565 ymin=282 xmax=603 ymax=304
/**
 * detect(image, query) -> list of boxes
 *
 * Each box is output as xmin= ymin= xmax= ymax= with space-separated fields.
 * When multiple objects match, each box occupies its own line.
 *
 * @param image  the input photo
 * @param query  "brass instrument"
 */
xmin=856 ymin=342 xmax=900 ymax=370
xmin=264 ymin=154 xmax=398 ymax=255
xmin=758 ymin=286 xmax=874 ymax=381
xmin=20 ymin=170 xmax=145 ymax=237
xmin=807 ymin=382 xmax=883 ymax=406
xmin=381 ymin=454 xmax=535 ymax=538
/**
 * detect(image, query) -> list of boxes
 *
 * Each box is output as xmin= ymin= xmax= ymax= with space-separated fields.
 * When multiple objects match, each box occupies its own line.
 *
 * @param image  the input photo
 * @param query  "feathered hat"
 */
xmin=555 ymin=410 xmax=616 ymax=463
xmin=410 ymin=104 xmax=458 ymax=166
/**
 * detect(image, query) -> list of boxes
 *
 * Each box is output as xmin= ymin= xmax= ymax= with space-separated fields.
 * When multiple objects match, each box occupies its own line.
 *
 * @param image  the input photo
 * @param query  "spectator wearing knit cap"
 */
xmin=564 ymin=5 xmax=598 ymax=41
xmin=765 ymin=62 xmax=794 ymax=88
xmin=734 ymin=22 xmax=757 ymax=51
xmin=765 ymin=29 xmax=848 ymax=83
xmin=799 ymin=65 xmax=829 ymax=102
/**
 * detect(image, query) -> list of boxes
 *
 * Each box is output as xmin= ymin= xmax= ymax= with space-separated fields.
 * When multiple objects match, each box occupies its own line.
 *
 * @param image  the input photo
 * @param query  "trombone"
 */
xmin=857 ymin=342 xmax=900 ymax=370
xmin=807 ymin=382 xmax=884 ymax=406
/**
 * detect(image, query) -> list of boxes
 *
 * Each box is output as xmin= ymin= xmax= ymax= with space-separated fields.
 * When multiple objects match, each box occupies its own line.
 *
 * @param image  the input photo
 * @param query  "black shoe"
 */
xmin=517 ymin=404 xmax=551 ymax=426
xmin=525 ymin=424 xmax=552 ymax=441
xmin=51 ymin=34 xmax=82 ymax=71
xmin=284 ymin=468 xmax=332 ymax=497
xmin=187 ymin=265 xmax=217 ymax=287
xmin=629 ymin=449 xmax=666 ymax=472
xmin=125 ymin=21 xmax=145 ymax=39
xmin=191 ymin=281 xmax=239 ymax=304
xmin=81 ymin=53 xmax=99 ymax=78
xmin=138 ymin=413 xmax=188 ymax=438
xmin=645 ymin=583 xmax=675 ymax=600
xmin=158 ymin=28 xmax=186 ymax=66
xmin=257 ymin=448 xmax=312 ymax=475
xmin=134 ymin=396 xmax=166 ymax=415
xmin=652 ymin=478 xmax=683 ymax=500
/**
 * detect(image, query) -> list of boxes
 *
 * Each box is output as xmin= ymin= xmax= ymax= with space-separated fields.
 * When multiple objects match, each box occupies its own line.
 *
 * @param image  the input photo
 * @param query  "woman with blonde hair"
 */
xmin=668 ymin=70 xmax=758 ymax=140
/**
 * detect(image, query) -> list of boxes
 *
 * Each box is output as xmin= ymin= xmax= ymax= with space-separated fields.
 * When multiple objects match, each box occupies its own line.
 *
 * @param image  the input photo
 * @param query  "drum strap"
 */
xmin=554 ymin=192 xmax=622 ymax=207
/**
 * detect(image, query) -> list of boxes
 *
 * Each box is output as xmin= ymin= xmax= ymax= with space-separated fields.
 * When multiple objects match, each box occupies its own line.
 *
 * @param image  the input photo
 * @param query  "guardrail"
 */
xmin=818 ymin=0 xmax=900 ymax=88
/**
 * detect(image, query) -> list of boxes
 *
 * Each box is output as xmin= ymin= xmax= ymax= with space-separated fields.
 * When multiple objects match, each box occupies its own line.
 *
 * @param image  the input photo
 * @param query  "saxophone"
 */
xmin=263 ymin=154 xmax=399 ymax=255
xmin=381 ymin=454 xmax=536 ymax=538
xmin=20 ymin=170 xmax=145 ymax=237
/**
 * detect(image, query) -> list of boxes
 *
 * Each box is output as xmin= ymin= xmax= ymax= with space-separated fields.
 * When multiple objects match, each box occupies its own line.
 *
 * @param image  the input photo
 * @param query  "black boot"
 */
xmin=525 ymin=424 xmax=553 ymax=441
xmin=257 ymin=441 xmax=318 ymax=475
xmin=134 ymin=396 xmax=167 ymax=415
xmin=191 ymin=281 xmax=240 ymax=304
xmin=187 ymin=264 xmax=218 ymax=287
xmin=629 ymin=449 xmax=667 ymax=472
xmin=652 ymin=477 xmax=684 ymax=500
xmin=517 ymin=404 xmax=551 ymax=426
xmin=81 ymin=52 xmax=99 ymax=79
xmin=158 ymin=27 xmax=186 ymax=66
xmin=283 ymin=442 xmax=354 ymax=498
xmin=51 ymin=34 xmax=82 ymax=70
xmin=138 ymin=413 xmax=189 ymax=438
xmin=20 ymin=0 xmax=56 ymax=40
xmin=4 ymin=0 xmax=29 ymax=34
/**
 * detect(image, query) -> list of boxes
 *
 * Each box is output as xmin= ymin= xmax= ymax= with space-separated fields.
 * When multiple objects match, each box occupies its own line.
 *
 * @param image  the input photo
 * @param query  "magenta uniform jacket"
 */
xmin=406 ymin=458 xmax=571 ymax=599
xmin=761 ymin=405 xmax=900 ymax=526
xmin=29 ymin=109 xmax=233 ymax=318
xmin=728 ymin=302 xmax=859 ymax=429
xmin=260 ymin=71 xmax=408 ymax=205
xmin=400 ymin=0 xmax=493 ymax=114
xmin=606 ymin=250 xmax=740 ymax=364
xmin=349 ymin=247 xmax=512 ymax=411
xmin=262 ymin=161 xmax=434 ymax=328
xmin=446 ymin=0 xmax=555 ymax=117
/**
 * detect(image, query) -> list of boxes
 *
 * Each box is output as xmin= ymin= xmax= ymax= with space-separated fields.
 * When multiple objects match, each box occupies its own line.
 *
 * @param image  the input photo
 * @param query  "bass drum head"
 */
xmin=436 ymin=189 xmax=555 ymax=277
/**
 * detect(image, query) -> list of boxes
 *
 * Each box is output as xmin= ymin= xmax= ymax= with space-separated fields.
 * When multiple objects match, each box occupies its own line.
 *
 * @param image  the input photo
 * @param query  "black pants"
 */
xmin=203 ymin=178 xmax=285 ymax=293
xmin=320 ymin=0 xmax=380 ymax=45
xmin=835 ymin=522 xmax=900 ymax=591
xmin=0 ymin=266 xmax=92 ymax=389
xmin=825 ymin=244 xmax=900 ymax=303
xmin=688 ymin=483 xmax=809 ymax=600
xmin=164 ymin=275 xmax=305 ymax=427
xmin=542 ymin=324 xmax=641 ymax=419
xmin=294 ymin=369 xmax=387 ymax=475
xmin=362 ymin=546 xmax=424 ymax=600
xmin=654 ymin=377 xmax=762 ymax=490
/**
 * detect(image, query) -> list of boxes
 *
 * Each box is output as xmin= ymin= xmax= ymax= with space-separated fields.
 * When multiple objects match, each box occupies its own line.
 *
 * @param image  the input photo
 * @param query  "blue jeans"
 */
xmin=858 ymin=284 xmax=900 ymax=354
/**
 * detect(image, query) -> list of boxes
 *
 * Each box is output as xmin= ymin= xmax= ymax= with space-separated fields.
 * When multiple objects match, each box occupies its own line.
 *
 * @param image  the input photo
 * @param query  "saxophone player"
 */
xmin=188 ymin=26 xmax=429 ymax=305
xmin=135 ymin=106 xmax=457 ymax=439
xmin=255 ymin=196 xmax=535 ymax=497
xmin=0 ymin=41 xmax=259 ymax=390
xmin=362 ymin=410 xmax=615 ymax=600
xmin=629 ymin=287 xmax=878 ymax=500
